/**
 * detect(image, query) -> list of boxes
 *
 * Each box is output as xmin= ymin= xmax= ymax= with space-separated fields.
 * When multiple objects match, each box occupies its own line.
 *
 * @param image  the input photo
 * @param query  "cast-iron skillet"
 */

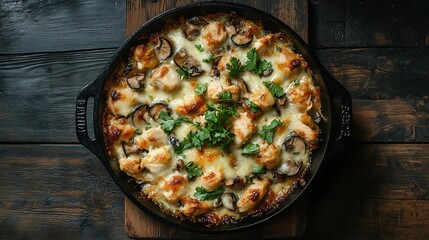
xmin=75 ymin=1 xmax=351 ymax=233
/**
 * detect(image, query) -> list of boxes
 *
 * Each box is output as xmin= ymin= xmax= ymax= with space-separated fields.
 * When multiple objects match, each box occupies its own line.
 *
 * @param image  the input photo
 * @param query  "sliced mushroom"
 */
xmin=148 ymin=102 xmax=171 ymax=120
xmin=224 ymin=176 xmax=244 ymax=187
xmin=282 ymin=133 xmax=307 ymax=154
xmin=183 ymin=17 xmax=208 ymax=41
xmin=173 ymin=48 xmax=204 ymax=77
xmin=132 ymin=105 xmax=150 ymax=127
xmin=126 ymin=74 xmax=145 ymax=89
xmin=277 ymin=160 xmax=302 ymax=176
xmin=277 ymin=95 xmax=288 ymax=106
xmin=229 ymin=78 xmax=249 ymax=95
xmin=122 ymin=141 xmax=140 ymax=157
xmin=122 ymin=61 xmax=135 ymax=76
xmin=156 ymin=37 xmax=173 ymax=60
xmin=221 ymin=192 xmax=237 ymax=211
xmin=210 ymin=67 xmax=220 ymax=78
xmin=169 ymin=135 xmax=180 ymax=149
xmin=231 ymin=29 xmax=253 ymax=46
xmin=175 ymin=159 xmax=184 ymax=172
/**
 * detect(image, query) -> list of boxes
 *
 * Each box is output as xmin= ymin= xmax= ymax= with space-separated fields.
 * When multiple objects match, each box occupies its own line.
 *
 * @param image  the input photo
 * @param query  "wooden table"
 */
xmin=0 ymin=0 xmax=428 ymax=239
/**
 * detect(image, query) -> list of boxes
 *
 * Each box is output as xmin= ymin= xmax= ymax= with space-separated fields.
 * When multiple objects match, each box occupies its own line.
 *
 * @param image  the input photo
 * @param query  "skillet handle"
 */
xmin=75 ymin=74 xmax=105 ymax=160
xmin=323 ymin=69 xmax=352 ymax=156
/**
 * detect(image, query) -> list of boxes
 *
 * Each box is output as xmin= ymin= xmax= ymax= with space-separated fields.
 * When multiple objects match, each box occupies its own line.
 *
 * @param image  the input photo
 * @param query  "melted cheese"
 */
xmin=103 ymin=13 xmax=323 ymax=225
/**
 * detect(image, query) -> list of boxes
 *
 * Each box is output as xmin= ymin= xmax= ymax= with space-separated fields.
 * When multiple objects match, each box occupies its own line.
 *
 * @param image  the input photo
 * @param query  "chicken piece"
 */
xmin=200 ymin=167 xmax=224 ymax=191
xmin=140 ymin=146 xmax=172 ymax=174
xmin=162 ymin=174 xmax=187 ymax=203
xmin=201 ymin=21 xmax=227 ymax=50
xmin=133 ymin=44 xmax=158 ymax=70
xmin=175 ymin=95 xmax=207 ymax=117
xmin=181 ymin=197 xmax=212 ymax=217
xmin=237 ymin=180 xmax=269 ymax=213
xmin=206 ymin=81 xmax=240 ymax=101
xmin=250 ymin=86 xmax=276 ymax=111
xmin=255 ymin=141 xmax=280 ymax=169
xmin=134 ymin=127 xmax=169 ymax=150
xmin=151 ymin=64 xmax=181 ymax=92
xmin=230 ymin=112 xmax=256 ymax=146
xmin=119 ymin=156 xmax=143 ymax=180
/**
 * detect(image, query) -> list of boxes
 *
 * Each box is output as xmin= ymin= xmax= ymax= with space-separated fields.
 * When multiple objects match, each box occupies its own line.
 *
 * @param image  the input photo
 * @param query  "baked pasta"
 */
xmin=103 ymin=13 xmax=323 ymax=226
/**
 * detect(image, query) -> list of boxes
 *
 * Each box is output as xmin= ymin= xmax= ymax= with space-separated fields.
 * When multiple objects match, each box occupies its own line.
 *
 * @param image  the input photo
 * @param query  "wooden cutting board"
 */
xmin=124 ymin=0 xmax=309 ymax=238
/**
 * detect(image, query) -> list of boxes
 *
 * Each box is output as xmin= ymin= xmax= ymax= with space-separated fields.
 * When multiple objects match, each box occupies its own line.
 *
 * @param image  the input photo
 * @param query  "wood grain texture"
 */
xmin=312 ymin=144 xmax=429 ymax=200
xmin=306 ymin=199 xmax=429 ymax=240
xmin=309 ymin=0 xmax=429 ymax=48
xmin=125 ymin=197 xmax=307 ymax=239
xmin=0 ymin=0 xmax=125 ymax=54
xmin=0 ymin=144 xmax=125 ymax=240
xmin=126 ymin=0 xmax=309 ymax=42
xmin=0 ymin=49 xmax=427 ymax=143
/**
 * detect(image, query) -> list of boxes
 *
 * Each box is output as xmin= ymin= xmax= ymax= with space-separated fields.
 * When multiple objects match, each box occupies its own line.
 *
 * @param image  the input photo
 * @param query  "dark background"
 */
xmin=0 ymin=0 xmax=428 ymax=239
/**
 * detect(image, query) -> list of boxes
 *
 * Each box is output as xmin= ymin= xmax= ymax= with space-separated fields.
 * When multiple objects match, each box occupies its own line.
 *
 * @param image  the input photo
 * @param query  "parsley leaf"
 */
xmin=195 ymin=44 xmax=204 ymax=52
xmin=134 ymin=129 xmax=142 ymax=135
xmin=245 ymin=48 xmax=273 ymax=76
xmin=195 ymin=83 xmax=207 ymax=95
xmin=245 ymin=99 xmax=261 ymax=113
xmin=203 ymin=54 xmax=217 ymax=64
xmin=242 ymin=143 xmax=260 ymax=155
xmin=145 ymin=123 xmax=151 ymax=130
xmin=226 ymin=57 xmax=245 ymax=78
xmin=194 ymin=186 xmax=225 ymax=200
xmin=176 ymin=66 xmax=193 ymax=80
xmin=293 ymin=79 xmax=300 ymax=86
xmin=159 ymin=112 xmax=190 ymax=133
xmin=252 ymin=165 xmax=267 ymax=174
xmin=159 ymin=111 xmax=179 ymax=132
xmin=185 ymin=161 xmax=203 ymax=179
xmin=263 ymin=81 xmax=284 ymax=98
xmin=245 ymin=175 xmax=254 ymax=183
xmin=174 ymin=135 xmax=193 ymax=156
xmin=217 ymin=91 xmax=232 ymax=101
xmin=260 ymin=119 xmax=283 ymax=144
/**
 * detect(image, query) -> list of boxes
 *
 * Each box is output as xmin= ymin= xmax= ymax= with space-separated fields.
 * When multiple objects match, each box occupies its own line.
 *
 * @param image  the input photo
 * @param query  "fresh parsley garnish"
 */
xmin=145 ymin=123 xmax=151 ymax=130
xmin=174 ymin=104 xmax=237 ymax=153
xmin=194 ymin=186 xmax=225 ymax=200
xmin=263 ymin=81 xmax=284 ymax=98
xmin=245 ymin=48 xmax=273 ymax=76
xmin=185 ymin=161 xmax=203 ymax=179
xmin=195 ymin=44 xmax=204 ymax=52
xmin=159 ymin=112 xmax=190 ymax=133
xmin=260 ymin=119 xmax=283 ymax=144
xmin=217 ymin=91 xmax=232 ymax=101
xmin=134 ymin=129 xmax=142 ymax=135
xmin=252 ymin=165 xmax=267 ymax=174
xmin=203 ymin=54 xmax=217 ymax=64
xmin=176 ymin=66 xmax=193 ymax=80
xmin=293 ymin=152 xmax=300 ymax=155
xmin=242 ymin=143 xmax=260 ymax=155
xmin=195 ymin=83 xmax=207 ymax=95
xmin=245 ymin=175 xmax=254 ymax=183
xmin=293 ymin=79 xmax=300 ymax=86
xmin=245 ymin=99 xmax=261 ymax=113
xmin=226 ymin=57 xmax=245 ymax=78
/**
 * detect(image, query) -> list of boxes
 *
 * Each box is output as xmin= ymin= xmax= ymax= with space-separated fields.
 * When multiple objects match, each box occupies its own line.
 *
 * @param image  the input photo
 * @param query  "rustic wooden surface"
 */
xmin=0 ymin=0 xmax=428 ymax=239
xmin=124 ymin=0 xmax=308 ymax=238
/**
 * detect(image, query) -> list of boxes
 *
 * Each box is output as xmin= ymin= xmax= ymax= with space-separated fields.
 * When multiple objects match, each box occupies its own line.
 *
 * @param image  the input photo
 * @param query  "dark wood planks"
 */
xmin=309 ymin=0 xmax=429 ymax=48
xmin=313 ymin=144 xmax=429 ymax=200
xmin=0 ymin=48 xmax=427 ymax=143
xmin=0 ymin=144 xmax=125 ymax=240
xmin=0 ymin=0 xmax=125 ymax=54
xmin=306 ymin=199 xmax=429 ymax=240
xmin=0 ymin=49 xmax=116 ymax=143
xmin=126 ymin=0 xmax=308 ymax=42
